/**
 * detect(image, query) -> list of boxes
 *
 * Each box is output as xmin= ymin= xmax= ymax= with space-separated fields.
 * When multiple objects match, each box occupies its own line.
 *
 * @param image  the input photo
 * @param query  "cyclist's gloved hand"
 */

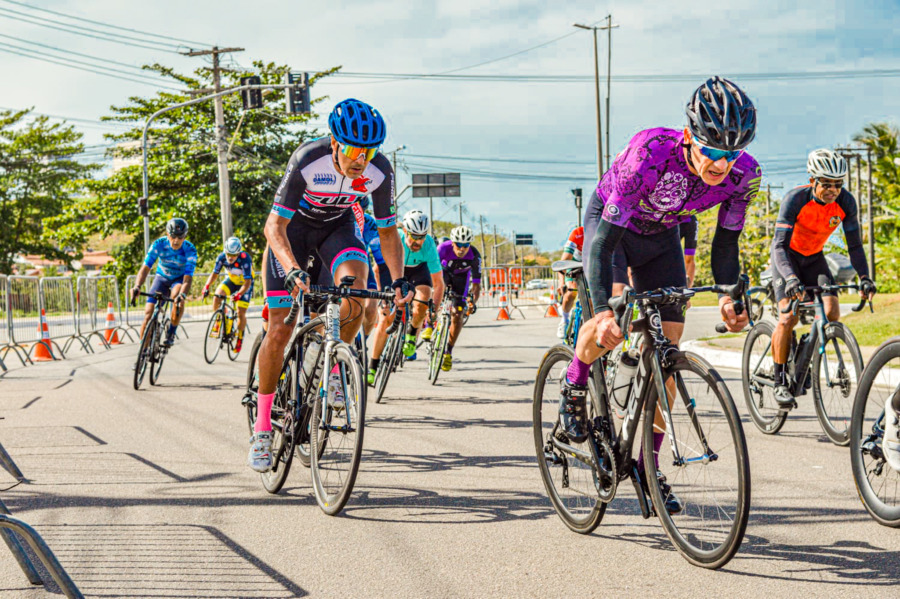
xmin=860 ymin=276 xmax=877 ymax=299
xmin=232 ymin=292 xmax=242 ymax=305
xmin=783 ymin=275 xmax=803 ymax=300
xmin=176 ymin=292 xmax=187 ymax=304
xmin=392 ymin=277 xmax=413 ymax=304
xmin=129 ymin=286 xmax=140 ymax=307
xmin=202 ymin=284 xmax=210 ymax=299
xmin=284 ymin=268 xmax=309 ymax=296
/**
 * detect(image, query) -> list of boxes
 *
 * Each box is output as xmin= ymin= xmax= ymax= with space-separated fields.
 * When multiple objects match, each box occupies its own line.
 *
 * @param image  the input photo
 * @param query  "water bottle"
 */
xmin=300 ymin=340 xmax=321 ymax=391
xmin=611 ymin=349 xmax=640 ymax=410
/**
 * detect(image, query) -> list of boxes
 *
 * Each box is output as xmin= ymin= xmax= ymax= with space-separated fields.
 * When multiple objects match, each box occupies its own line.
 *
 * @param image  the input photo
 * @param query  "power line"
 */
xmin=0 ymin=45 xmax=182 ymax=90
xmin=0 ymin=0 xmax=209 ymax=47
xmin=0 ymin=33 xmax=169 ymax=76
xmin=0 ymin=7 xmax=181 ymax=53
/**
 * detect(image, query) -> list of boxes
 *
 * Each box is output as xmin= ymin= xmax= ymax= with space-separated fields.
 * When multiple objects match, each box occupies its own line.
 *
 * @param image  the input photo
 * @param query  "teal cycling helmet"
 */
xmin=224 ymin=236 xmax=242 ymax=255
xmin=329 ymin=99 xmax=386 ymax=148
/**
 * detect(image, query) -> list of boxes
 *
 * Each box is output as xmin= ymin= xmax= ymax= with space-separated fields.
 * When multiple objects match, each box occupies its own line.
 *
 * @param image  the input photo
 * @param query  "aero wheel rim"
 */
xmin=538 ymin=353 xmax=598 ymax=522
xmin=859 ymin=353 xmax=900 ymax=512
xmin=816 ymin=334 xmax=857 ymax=439
xmin=747 ymin=330 xmax=781 ymax=424
xmin=654 ymin=367 xmax=744 ymax=557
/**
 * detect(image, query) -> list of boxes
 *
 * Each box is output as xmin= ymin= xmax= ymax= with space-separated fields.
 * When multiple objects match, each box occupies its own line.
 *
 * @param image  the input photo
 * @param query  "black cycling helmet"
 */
xmin=685 ymin=77 xmax=756 ymax=151
xmin=166 ymin=217 xmax=188 ymax=238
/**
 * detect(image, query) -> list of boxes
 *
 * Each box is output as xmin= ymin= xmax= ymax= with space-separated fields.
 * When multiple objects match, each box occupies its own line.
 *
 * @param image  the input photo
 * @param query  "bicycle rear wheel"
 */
xmin=149 ymin=317 xmax=168 ymax=386
xmin=226 ymin=331 xmax=241 ymax=361
xmin=741 ymin=320 xmax=788 ymax=435
xmin=428 ymin=315 xmax=449 ymax=385
xmin=204 ymin=311 xmax=224 ymax=364
xmin=133 ymin=319 xmax=155 ymax=390
xmin=645 ymin=352 xmax=750 ymax=569
xmin=532 ymin=344 xmax=605 ymax=534
xmin=261 ymin=349 xmax=299 ymax=494
xmin=850 ymin=337 xmax=900 ymax=527
xmin=374 ymin=327 xmax=399 ymax=403
xmin=310 ymin=343 xmax=366 ymax=515
xmin=812 ymin=322 xmax=862 ymax=446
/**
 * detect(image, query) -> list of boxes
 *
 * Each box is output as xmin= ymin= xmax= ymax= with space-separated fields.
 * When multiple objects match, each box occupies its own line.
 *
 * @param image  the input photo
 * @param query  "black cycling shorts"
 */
xmin=772 ymin=249 xmax=835 ymax=303
xmin=265 ymin=213 xmax=367 ymax=309
xmin=405 ymin=262 xmax=433 ymax=289
xmin=443 ymin=271 xmax=470 ymax=307
xmin=585 ymin=223 xmax=687 ymax=323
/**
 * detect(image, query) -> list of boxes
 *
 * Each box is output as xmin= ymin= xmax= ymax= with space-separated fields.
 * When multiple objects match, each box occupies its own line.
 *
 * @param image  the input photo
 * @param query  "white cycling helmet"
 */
xmin=224 ymin=236 xmax=242 ymax=254
xmin=402 ymin=210 xmax=430 ymax=235
xmin=807 ymin=149 xmax=848 ymax=180
xmin=450 ymin=225 xmax=474 ymax=244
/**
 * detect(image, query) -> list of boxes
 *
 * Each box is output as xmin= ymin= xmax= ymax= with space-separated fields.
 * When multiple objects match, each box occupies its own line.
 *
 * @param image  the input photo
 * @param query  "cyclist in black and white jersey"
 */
xmin=248 ymin=98 xmax=412 ymax=472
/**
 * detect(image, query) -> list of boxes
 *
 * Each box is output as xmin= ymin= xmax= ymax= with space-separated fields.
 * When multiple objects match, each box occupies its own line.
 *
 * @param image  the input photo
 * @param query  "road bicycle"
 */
xmin=373 ymin=302 xmax=411 ymax=404
xmin=203 ymin=294 xmax=242 ymax=364
xmin=534 ymin=260 xmax=751 ymax=569
xmin=427 ymin=288 xmax=465 ymax=385
xmin=132 ymin=292 xmax=175 ymax=390
xmin=850 ymin=335 xmax=900 ymax=527
xmin=741 ymin=276 xmax=870 ymax=445
xmin=252 ymin=276 xmax=393 ymax=515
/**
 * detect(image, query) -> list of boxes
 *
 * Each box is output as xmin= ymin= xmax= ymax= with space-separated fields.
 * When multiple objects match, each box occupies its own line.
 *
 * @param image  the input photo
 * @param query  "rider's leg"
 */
xmin=410 ymin=286 xmax=431 ymax=330
xmin=448 ymin=309 xmax=463 ymax=349
xmin=139 ymin=303 xmax=154 ymax=339
xmin=236 ymin=306 xmax=248 ymax=337
xmin=363 ymin=298 xmax=378 ymax=336
xmin=771 ymin=298 xmax=799 ymax=369
xmin=823 ymin=294 xmax=841 ymax=322
xmin=332 ymin=259 xmax=369 ymax=344
xmin=370 ymin=307 xmax=395 ymax=364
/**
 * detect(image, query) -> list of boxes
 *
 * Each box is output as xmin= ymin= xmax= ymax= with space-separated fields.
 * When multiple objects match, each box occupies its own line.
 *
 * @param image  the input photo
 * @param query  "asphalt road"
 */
xmin=0 ymin=305 xmax=897 ymax=598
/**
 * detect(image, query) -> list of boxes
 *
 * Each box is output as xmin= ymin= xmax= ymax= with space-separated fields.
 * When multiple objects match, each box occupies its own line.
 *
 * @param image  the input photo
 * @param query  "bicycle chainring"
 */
xmin=591 ymin=431 xmax=617 ymax=503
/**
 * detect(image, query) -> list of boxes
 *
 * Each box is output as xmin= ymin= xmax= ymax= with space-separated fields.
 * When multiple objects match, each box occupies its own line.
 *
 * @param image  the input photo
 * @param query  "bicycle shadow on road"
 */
xmin=361 ymin=449 xmax=535 ymax=475
xmin=367 ymin=414 xmax=531 ymax=431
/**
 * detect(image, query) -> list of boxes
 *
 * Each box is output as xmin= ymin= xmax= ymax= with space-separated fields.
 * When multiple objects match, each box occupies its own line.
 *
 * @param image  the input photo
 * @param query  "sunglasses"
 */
xmin=225 ymin=253 xmax=238 ymax=261
xmin=339 ymin=143 xmax=379 ymax=161
xmin=693 ymin=137 xmax=742 ymax=162
xmin=408 ymin=233 xmax=427 ymax=241
xmin=454 ymin=243 xmax=470 ymax=249
xmin=817 ymin=179 xmax=843 ymax=190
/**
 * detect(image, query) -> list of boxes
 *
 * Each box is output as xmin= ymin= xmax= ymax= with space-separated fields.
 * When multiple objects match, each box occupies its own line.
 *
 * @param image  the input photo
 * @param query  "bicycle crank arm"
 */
xmin=674 ymin=453 xmax=718 ymax=467
xmin=550 ymin=436 xmax=595 ymax=469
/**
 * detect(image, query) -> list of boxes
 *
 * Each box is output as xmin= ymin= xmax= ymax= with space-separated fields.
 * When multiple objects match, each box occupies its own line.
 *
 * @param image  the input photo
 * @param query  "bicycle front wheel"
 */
xmin=261 ymin=349 xmax=299 ymax=494
xmin=532 ymin=344 xmax=604 ymax=534
xmin=741 ymin=320 xmax=788 ymax=435
xmin=374 ymin=328 xmax=399 ymax=404
xmin=645 ymin=352 xmax=750 ymax=569
xmin=149 ymin=318 xmax=168 ymax=386
xmin=428 ymin=315 xmax=449 ymax=385
xmin=850 ymin=337 xmax=900 ymax=527
xmin=133 ymin=319 xmax=155 ymax=390
xmin=244 ymin=330 xmax=265 ymax=435
xmin=204 ymin=311 xmax=224 ymax=364
xmin=812 ymin=322 xmax=862 ymax=446
xmin=310 ymin=343 xmax=366 ymax=515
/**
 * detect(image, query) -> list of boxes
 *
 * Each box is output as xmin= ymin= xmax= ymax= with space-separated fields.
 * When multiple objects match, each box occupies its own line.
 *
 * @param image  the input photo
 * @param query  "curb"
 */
xmin=680 ymin=340 xmax=743 ymax=371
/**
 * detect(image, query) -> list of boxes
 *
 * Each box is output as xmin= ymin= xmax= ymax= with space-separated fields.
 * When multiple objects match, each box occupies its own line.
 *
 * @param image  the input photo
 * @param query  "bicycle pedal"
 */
xmin=778 ymin=400 xmax=797 ymax=412
xmin=240 ymin=394 xmax=256 ymax=407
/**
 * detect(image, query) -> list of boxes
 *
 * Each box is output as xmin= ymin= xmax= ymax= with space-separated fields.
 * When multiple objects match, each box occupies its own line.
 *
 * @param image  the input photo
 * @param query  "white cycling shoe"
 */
xmin=883 ymin=397 xmax=900 ymax=472
xmin=328 ymin=370 xmax=345 ymax=410
xmin=557 ymin=319 xmax=568 ymax=339
xmin=247 ymin=431 xmax=273 ymax=473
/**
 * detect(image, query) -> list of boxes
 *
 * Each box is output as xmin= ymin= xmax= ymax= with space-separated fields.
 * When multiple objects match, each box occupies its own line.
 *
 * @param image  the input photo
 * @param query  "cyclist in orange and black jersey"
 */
xmin=769 ymin=149 xmax=876 ymax=406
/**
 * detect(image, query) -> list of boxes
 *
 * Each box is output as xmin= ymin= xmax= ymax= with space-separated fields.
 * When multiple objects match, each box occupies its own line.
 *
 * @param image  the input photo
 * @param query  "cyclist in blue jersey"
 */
xmin=249 ymin=99 xmax=412 ymax=473
xmin=202 ymin=236 xmax=254 ymax=353
xmin=368 ymin=210 xmax=444 ymax=383
xmin=130 ymin=218 xmax=198 ymax=347
xmin=560 ymin=78 xmax=760 ymax=514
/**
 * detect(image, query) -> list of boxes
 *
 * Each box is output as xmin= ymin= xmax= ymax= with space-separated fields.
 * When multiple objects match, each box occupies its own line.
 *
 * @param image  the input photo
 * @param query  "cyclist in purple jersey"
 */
xmin=426 ymin=226 xmax=482 ymax=371
xmin=249 ymin=99 xmax=412 ymax=473
xmin=562 ymin=78 xmax=760 ymax=514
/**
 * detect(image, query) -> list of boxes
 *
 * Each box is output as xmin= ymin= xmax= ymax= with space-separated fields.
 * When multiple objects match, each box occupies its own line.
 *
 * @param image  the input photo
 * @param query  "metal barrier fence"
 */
xmin=76 ymin=276 xmax=116 ymax=350
xmin=7 ymin=276 xmax=62 ymax=362
xmin=477 ymin=265 xmax=556 ymax=313
xmin=40 ymin=276 xmax=91 ymax=355
xmin=0 ymin=275 xmax=8 ymax=371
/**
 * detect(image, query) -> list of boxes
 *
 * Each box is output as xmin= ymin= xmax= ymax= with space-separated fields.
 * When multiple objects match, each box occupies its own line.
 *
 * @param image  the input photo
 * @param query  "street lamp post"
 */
xmin=574 ymin=23 xmax=603 ymax=177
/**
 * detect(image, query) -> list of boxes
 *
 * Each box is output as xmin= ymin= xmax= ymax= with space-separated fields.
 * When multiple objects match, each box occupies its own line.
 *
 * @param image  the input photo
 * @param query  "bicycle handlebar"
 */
xmin=131 ymin=291 xmax=175 ymax=307
xmin=779 ymin=281 xmax=868 ymax=315
xmin=284 ymin=285 xmax=397 ymax=325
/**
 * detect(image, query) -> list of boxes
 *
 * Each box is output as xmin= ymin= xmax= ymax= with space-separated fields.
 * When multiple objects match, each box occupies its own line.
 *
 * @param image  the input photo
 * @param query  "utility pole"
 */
xmin=184 ymin=46 xmax=244 ymax=246
xmin=492 ymin=224 xmax=498 ymax=265
xmin=602 ymin=15 xmax=619 ymax=170
xmin=385 ymin=145 xmax=406 ymax=200
xmin=458 ymin=201 xmax=464 ymax=226
xmin=837 ymin=145 xmax=876 ymax=280
xmin=428 ymin=197 xmax=434 ymax=238
xmin=764 ymin=183 xmax=784 ymax=238
xmin=867 ymin=148 xmax=875 ymax=279
xmin=574 ymin=23 xmax=603 ymax=176
xmin=479 ymin=215 xmax=487 ymax=264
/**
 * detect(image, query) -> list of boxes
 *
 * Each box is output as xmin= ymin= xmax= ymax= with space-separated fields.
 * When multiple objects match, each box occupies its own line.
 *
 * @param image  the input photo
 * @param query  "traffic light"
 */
xmin=285 ymin=72 xmax=311 ymax=115
xmin=571 ymin=188 xmax=583 ymax=209
xmin=138 ymin=197 xmax=148 ymax=217
xmin=240 ymin=76 xmax=263 ymax=110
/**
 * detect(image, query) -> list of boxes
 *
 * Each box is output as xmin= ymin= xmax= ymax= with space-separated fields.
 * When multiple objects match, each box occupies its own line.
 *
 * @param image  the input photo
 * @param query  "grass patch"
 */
xmin=842 ymin=292 xmax=900 ymax=347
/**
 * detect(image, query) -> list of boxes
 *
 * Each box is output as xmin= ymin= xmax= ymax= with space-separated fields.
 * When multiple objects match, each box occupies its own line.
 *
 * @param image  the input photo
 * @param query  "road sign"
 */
xmin=412 ymin=172 xmax=461 ymax=198
xmin=515 ymin=234 xmax=534 ymax=246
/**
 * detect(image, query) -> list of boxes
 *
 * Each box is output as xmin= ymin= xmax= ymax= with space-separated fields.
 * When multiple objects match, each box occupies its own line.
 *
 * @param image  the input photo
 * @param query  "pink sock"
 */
xmin=254 ymin=393 xmax=274 ymax=433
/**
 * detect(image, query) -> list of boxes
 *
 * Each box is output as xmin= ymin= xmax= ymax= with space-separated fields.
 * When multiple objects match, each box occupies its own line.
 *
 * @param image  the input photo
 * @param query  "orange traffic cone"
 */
xmin=104 ymin=301 xmax=122 ymax=345
xmin=496 ymin=294 xmax=511 ymax=320
xmin=32 ymin=309 xmax=56 ymax=361
xmin=544 ymin=301 xmax=561 ymax=318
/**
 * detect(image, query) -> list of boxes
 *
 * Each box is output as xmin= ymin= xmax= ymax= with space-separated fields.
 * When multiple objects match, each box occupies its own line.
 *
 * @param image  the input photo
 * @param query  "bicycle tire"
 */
xmin=132 ymin=319 xmax=155 ymax=390
xmin=260 ymin=347 xmax=301 ymax=493
xmin=741 ymin=320 xmax=788 ymax=435
xmin=645 ymin=351 xmax=750 ymax=569
xmin=532 ymin=344 xmax=605 ymax=534
xmin=311 ymin=343 xmax=366 ymax=515
xmin=226 ymin=328 xmax=241 ymax=361
xmin=204 ymin=311 xmax=224 ymax=364
xmin=374 ymin=326 xmax=399 ymax=404
xmin=850 ymin=337 xmax=900 ymax=527
xmin=149 ymin=317 xmax=168 ymax=386
xmin=427 ymin=317 xmax=443 ymax=383
xmin=430 ymin=314 xmax=451 ymax=385
xmin=812 ymin=322 xmax=862 ymax=446
xmin=296 ymin=328 xmax=327 ymax=469
xmin=245 ymin=330 xmax=265 ymax=435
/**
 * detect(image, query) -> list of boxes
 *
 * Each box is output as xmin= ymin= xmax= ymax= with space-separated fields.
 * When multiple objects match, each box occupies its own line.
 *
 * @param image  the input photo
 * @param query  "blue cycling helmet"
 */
xmin=328 ymin=98 xmax=386 ymax=148
xmin=224 ymin=236 xmax=242 ymax=255
xmin=357 ymin=196 xmax=371 ymax=212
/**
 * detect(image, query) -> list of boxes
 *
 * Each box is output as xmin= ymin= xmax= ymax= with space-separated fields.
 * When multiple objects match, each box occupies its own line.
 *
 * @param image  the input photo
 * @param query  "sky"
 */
xmin=2 ymin=0 xmax=899 ymax=250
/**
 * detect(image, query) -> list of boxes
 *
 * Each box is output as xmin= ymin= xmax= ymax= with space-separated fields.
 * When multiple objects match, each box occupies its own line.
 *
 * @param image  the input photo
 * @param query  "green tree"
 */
xmin=49 ymin=61 xmax=336 ymax=280
xmin=0 ymin=109 xmax=97 ymax=274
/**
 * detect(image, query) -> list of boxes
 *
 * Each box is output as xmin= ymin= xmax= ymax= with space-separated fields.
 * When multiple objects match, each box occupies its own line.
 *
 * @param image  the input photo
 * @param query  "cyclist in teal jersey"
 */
xmin=368 ymin=210 xmax=444 ymax=381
